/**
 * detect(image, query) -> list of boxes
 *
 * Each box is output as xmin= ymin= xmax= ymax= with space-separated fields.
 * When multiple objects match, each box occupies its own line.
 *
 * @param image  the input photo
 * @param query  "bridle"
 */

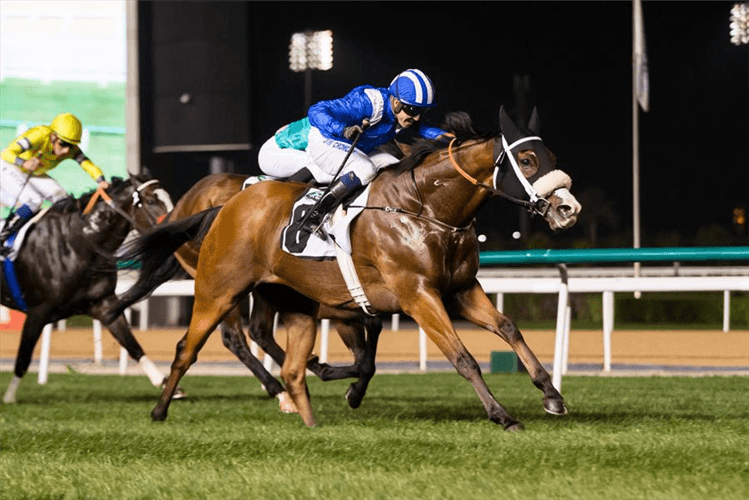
xmin=82 ymin=179 xmax=169 ymax=232
xmin=448 ymin=136 xmax=551 ymax=217
xmin=355 ymin=135 xmax=552 ymax=232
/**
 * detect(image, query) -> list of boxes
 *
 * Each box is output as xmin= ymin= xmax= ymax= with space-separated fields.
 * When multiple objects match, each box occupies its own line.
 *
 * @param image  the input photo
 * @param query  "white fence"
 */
xmin=26 ymin=269 xmax=749 ymax=391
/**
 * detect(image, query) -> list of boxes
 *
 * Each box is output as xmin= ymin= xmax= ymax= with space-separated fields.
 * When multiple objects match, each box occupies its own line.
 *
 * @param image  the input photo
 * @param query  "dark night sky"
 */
xmin=244 ymin=1 xmax=748 ymax=244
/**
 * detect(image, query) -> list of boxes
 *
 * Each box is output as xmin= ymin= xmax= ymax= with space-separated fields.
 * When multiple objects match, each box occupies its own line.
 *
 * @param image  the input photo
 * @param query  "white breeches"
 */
xmin=1 ymin=160 xmax=67 ymax=211
xmin=258 ymin=127 xmax=400 ymax=185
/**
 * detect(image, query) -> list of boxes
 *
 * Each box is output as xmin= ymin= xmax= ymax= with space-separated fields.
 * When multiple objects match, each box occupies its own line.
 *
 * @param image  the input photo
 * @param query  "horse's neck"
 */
xmin=85 ymin=202 xmax=132 ymax=250
xmin=408 ymin=140 xmax=494 ymax=227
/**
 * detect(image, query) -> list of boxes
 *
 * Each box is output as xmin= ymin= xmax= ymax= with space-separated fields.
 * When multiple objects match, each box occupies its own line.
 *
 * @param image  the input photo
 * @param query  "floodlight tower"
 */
xmin=289 ymin=30 xmax=333 ymax=112
xmin=730 ymin=4 xmax=749 ymax=241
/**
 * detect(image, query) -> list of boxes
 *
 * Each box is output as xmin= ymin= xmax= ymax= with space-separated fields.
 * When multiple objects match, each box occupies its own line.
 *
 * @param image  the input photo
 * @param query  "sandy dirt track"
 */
xmin=1 ymin=324 xmax=747 ymax=371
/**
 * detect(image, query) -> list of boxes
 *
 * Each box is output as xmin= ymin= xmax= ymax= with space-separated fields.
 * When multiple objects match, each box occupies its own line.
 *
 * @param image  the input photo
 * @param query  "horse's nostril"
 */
xmin=558 ymin=204 xmax=573 ymax=217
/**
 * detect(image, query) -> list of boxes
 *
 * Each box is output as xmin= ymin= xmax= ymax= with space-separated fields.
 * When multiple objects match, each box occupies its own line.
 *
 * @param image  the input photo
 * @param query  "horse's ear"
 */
xmin=527 ymin=107 xmax=540 ymax=134
xmin=499 ymin=106 xmax=521 ymax=140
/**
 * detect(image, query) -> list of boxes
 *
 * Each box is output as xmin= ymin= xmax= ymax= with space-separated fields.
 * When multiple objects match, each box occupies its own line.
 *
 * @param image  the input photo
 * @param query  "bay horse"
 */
xmin=1 ymin=171 xmax=175 ymax=403
xmin=109 ymin=172 xmax=383 ymax=412
xmin=124 ymin=107 xmax=581 ymax=430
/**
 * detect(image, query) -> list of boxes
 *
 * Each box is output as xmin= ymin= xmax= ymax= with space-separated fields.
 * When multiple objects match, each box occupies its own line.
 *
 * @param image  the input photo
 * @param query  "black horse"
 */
xmin=1 ymin=171 xmax=175 ymax=403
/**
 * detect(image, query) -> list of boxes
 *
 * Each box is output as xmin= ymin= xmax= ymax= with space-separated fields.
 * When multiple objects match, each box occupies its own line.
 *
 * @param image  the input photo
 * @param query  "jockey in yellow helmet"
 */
xmin=0 ymin=113 xmax=111 ymax=256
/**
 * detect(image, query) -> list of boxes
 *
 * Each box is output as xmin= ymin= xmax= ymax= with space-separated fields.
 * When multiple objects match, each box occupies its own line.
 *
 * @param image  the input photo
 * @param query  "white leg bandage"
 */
xmin=138 ymin=356 xmax=165 ymax=386
xmin=3 ymin=375 xmax=22 ymax=403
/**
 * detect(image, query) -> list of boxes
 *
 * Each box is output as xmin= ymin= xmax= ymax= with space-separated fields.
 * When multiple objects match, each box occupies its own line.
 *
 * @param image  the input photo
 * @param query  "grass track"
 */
xmin=1 ymin=372 xmax=748 ymax=500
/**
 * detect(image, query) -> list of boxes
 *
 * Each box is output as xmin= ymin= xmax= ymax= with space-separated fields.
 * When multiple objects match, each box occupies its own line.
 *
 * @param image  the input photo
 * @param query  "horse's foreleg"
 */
xmin=450 ymin=281 xmax=567 ymax=416
xmin=3 ymin=310 xmax=49 ymax=403
xmin=279 ymin=312 xmax=318 ymax=426
xmin=403 ymin=288 xmax=522 ymax=431
xmin=339 ymin=316 xmax=382 ymax=409
xmin=219 ymin=306 xmax=296 ymax=413
xmin=247 ymin=293 xmax=289 ymax=368
xmin=305 ymin=318 xmax=363 ymax=381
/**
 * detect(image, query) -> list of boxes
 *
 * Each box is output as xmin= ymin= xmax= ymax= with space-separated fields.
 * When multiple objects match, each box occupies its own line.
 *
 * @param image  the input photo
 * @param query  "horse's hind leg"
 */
xmin=279 ymin=312 xmax=318 ymax=426
xmin=3 ymin=309 xmax=49 ymax=403
xmin=152 ymin=288 xmax=243 ymax=421
xmin=450 ymin=281 xmax=567 ymax=416
xmin=219 ymin=305 xmax=296 ymax=413
xmin=91 ymin=298 xmax=179 ymax=392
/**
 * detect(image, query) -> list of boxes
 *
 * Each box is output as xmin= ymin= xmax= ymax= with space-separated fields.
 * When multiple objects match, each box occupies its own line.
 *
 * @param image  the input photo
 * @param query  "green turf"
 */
xmin=1 ymin=372 xmax=747 ymax=500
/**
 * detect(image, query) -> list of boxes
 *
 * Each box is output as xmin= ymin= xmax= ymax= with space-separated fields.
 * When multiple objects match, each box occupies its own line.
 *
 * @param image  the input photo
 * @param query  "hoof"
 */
xmin=345 ymin=386 xmax=362 ymax=409
xmin=544 ymin=398 xmax=568 ymax=416
xmin=277 ymin=392 xmax=298 ymax=414
xmin=150 ymin=408 xmax=167 ymax=422
xmin=161 ymin=382 xmax=187 ymax=400
xmin=504 ymin=422 xmax=525 ymax=432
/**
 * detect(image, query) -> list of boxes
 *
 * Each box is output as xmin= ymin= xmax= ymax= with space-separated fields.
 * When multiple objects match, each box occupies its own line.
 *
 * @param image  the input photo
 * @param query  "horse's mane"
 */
xmin=392 ymin=111 xmax=495 ymax=175
xmin=47 ymin=175 xmax=139 ymax=215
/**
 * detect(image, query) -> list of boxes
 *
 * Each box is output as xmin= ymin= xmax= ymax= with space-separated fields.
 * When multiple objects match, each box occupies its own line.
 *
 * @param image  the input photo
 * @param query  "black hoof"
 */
xmin=151 ymin=408 xmax=167 ymax=421
xmin=544 ymin=398 xmax=568 ymax=416
xmin=504 ymin=422 xmax=525 ymax=432
xmin=345 ymin=385 xmax=363 ymax=409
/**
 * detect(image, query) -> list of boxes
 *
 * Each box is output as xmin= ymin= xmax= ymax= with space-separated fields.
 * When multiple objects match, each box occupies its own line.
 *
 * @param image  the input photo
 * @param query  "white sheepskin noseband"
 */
xmin=532 ymin=170 xmax=572 ymax=198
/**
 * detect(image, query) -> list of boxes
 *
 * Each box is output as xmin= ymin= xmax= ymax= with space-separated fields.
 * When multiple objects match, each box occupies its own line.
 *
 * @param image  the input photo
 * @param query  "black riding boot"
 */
xmin=302 ymin=174 xmax=359 ymax=234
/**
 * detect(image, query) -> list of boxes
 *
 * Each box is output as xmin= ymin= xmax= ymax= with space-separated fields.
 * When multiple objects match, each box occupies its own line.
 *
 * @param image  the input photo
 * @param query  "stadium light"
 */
xmin=288 ymin=30 xmax=333 ymax=111
xmin=730 ymin=3 xmax=749 ymax=45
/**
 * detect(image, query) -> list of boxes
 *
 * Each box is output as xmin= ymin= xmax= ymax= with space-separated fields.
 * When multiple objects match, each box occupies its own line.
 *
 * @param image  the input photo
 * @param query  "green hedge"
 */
xmin=501 ymin=291 xmax=749 ymax=330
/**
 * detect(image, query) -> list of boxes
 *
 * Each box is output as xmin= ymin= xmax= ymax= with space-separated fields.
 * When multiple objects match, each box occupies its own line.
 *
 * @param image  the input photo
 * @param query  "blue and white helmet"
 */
xmin=388 ymin=69 xmax=437 ymax=108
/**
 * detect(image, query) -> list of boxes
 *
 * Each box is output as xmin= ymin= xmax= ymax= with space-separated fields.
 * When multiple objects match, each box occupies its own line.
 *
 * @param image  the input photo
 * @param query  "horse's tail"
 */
xmin=107 ymin=207 xmax=221 ymax=322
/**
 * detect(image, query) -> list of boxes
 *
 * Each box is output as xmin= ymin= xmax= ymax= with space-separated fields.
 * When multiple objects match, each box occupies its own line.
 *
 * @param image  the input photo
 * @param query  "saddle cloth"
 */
xmin=1 ymin=208 xmax=49 ymax=311
xmin=242 ymin=175 xmax=369 ymax=259
xmin=243 ymin=177 xmax=376 ymax=315
xmin=281 ymin=187 xmax=369 ymax=258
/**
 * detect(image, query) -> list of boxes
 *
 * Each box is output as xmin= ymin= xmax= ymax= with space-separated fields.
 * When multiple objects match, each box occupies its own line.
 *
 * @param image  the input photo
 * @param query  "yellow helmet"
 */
xmin=50 ymin=113 xmax=83 ymax=144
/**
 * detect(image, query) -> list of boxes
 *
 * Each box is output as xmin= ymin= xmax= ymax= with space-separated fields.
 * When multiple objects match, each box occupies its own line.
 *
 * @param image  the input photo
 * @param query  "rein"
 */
xmin=82 ymin=181 xmax=164 ymax=231
xmin=363 ymin=204 xmax=475 ymax=233
xmin=345 ymin=134 xmax=556 ymax=231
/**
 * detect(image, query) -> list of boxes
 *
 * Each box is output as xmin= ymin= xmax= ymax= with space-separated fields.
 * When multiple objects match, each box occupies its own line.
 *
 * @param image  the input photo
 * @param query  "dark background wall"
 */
xmin=138 ymin=1 xmax=254 ymax=200
xmin=135 ymin=1 xmax=749 ymax=248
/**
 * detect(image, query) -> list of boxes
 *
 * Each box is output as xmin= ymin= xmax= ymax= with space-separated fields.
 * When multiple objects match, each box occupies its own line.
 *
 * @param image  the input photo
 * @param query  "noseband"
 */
xmin=448 ymin=137 xmax=551 ymax=217
xmin=132 ymin=179 xmax=171 ymax=227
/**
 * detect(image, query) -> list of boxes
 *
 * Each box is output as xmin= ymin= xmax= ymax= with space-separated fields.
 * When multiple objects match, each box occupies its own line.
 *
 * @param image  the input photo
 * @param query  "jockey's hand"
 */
xmin=98 ymin=179 xmax=111 ymax=190
xmin=343 ymin=119 xmax=370 ymax=140
xmin=22 ymin=157 xmax=41 ymax=172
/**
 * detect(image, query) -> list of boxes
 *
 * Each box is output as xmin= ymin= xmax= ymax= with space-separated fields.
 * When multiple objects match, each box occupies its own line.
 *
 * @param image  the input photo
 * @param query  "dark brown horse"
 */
xmin=124 ymin=108 xmax=581 ymax=430
xmin=2 ymin=171 xmax=175 ymax=403
xmin=110 ymin=172 xmax=383 ymax=412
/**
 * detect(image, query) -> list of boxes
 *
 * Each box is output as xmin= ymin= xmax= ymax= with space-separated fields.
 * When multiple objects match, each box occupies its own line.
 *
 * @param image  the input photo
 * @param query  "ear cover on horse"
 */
xmin=527 ymin=107 xmax=540 ymax=134
xmin=499 ymin=106 xmax=522 ymax=143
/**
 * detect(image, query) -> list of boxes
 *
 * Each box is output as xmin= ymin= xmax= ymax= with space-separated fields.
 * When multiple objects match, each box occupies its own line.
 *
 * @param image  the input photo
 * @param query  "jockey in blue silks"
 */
xmin=258 ymin=69 xmax=451 ymax=234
